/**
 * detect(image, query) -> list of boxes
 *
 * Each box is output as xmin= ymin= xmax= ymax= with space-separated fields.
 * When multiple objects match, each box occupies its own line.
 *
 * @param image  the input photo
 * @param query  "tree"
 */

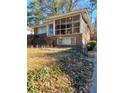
xmin=88 ymin=0 xmax=97 ymax=22
xmin=27 ymin=0 xmax=80 ymax=26
xmin=90 ymin=0 xmax=97 ymax=13
xmin=64 ymin=0 xmax=80 ymax=12
xmin=38 ymin=0 xmax=80 ymax=15
xmin=27 ymin=1 xmax=45 ymax=26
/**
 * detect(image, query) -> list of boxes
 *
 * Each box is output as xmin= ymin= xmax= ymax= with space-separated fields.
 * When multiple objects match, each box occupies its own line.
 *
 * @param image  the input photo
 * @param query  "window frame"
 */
xmin=57 ymin=37 xmax=76 ymax=45
xmin=55 ymin=14 xmax=80 ymax=35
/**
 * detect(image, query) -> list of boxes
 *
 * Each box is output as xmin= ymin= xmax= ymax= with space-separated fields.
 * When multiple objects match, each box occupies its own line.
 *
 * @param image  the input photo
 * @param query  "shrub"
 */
xmin=87 ymin=40 xmax=96 ymax=51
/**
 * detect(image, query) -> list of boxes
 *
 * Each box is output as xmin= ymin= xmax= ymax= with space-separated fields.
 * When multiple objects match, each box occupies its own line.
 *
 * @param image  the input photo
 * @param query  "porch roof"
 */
xmin=32 ymin=9 xmax=92 ymax=32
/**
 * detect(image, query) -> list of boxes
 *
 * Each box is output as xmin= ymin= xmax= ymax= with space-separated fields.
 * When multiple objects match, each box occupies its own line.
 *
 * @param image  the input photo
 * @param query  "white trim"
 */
xmin=46 ymin=25 xmax=48 ymax=36
xmin=54 ymin=14 xmax=81 ymax=23
xmin=53 ymin=20 xmax=55 ymax=36
xmin=54 ymin=33 xmax=81 ymax=37
xmin=49 ymin=10 xmax=85 ymax=20
xmin=80 ymin=13 xmax=82 ymax=33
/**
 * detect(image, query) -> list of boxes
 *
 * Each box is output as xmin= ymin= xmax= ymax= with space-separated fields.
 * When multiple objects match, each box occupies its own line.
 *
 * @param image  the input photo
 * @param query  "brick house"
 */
xmin=30 ymin=9 xmax=92 ymax=48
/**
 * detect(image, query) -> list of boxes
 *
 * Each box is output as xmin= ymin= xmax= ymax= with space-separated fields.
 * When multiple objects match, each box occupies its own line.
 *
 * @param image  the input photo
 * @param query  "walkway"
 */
xmin=90 ymin=46 xmax=97 ymax=93
xmin=84 ymin=46 xmax=97 ymax=93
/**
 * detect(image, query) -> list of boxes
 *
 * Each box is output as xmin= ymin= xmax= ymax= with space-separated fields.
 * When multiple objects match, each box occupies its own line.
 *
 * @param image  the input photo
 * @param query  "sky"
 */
xmin=27 ymin=0 xmax=32 ymax=3
xmin=27 ymin=0 xmax=97 ymax=23
xmin=92 ymin=10 xmax=97 ymax=23
xmin=77 ymin=0 xmax=97 ymax=23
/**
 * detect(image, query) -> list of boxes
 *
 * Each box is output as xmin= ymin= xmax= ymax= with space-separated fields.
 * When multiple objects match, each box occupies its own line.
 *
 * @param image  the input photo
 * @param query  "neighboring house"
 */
xmin=27 ymin=26 xmax=34 ymax=35
xmin=31 ymin=9 xmax=92 ymax=48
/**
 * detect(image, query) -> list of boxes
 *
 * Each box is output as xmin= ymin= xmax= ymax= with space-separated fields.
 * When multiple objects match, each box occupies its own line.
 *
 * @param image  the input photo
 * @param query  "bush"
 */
xmin=87 ymin=40 xmax=96 ymax=51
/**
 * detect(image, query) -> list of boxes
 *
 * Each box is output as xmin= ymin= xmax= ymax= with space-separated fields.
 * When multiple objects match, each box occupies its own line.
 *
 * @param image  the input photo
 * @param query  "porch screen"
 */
xmin=55 ymin=15 xmax=80 ymax=35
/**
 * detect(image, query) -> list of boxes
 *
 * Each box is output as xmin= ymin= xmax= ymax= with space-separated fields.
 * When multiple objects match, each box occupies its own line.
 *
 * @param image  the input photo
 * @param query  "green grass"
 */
xmin=27 ymin=48 xmax=93 ymax=93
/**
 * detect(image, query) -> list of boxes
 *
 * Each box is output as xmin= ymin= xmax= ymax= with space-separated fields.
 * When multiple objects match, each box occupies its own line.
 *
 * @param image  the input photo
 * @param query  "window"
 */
xmin=57 ymin=39 xmax=62 ymax=45
xmin=67 ymin=17 xmax=72 ymax=23
xmin=67 ymin=28 xmax=72 ymax=34
xmin=57 ymin=37 xmax=76 ymax=45
xmin=55 ymin=20 xmax=60 ymax=25
xmin=61 ymin=24 xmax=66 ymax=29
xmin=61 ymin=18 xmax=66 ymax=23
xmin=48 ymin=24 xmax=53 ymax=36
xmin=71 ymin=38 xmax=76 ymax=45
xmin=67 ymin=23 xmax=72 ymax=28
xmin=61 ymin=29 xmax=66 ymax=34
xmin=73 ymin=27 xmax=80 ymax=33
xmin=55 ymin=25 xmax=60 ymax=29
xmin=37 ymin=26 xmax=46 ymax=34
xmin=63 ymin=38 xmax=71 ymax=45
xmin=73 ymin=22 xmax=80 ymax=27
xmin=73 ymin=15 xmax=80 ymax=21
xmin=73 ymin=22 xmax=80 ymax=33
xmin=55 ymin=15 xmax=80 ymax=35
xmin=55 ymin=30 xmax=60 ymax=35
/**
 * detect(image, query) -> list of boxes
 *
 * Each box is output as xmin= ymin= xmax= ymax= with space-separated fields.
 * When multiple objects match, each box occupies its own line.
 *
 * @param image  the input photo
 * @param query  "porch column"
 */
xmin=80 ymin=13 xmax=83 ymax=33
xmin=82 ymin=37 xmax=88 ymax=56
xmin=53 ymin=20 xmax=55 ymax=36
xmin=46 ymin=24 xmax=48 ymax=36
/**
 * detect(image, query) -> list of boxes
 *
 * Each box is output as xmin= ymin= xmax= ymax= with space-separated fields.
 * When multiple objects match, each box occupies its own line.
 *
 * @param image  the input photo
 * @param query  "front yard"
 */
xmin=27 ymin=48 xmax=94 ymax=93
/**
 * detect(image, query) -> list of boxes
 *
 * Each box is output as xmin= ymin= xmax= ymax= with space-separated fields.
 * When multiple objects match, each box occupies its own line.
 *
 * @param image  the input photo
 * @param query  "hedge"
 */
xmin=87 ymin=40 xmax=96 ymax=51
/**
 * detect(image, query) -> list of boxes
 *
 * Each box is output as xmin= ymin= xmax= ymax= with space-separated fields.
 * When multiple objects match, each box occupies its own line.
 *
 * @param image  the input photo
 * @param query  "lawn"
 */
xmin=27 ymin=48 xmax=93 ymax=93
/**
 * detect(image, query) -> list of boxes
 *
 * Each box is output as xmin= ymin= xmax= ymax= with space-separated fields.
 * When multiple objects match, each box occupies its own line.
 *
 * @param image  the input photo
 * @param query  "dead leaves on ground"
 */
xmin=27 ymin=48 xmax=93 ymax=93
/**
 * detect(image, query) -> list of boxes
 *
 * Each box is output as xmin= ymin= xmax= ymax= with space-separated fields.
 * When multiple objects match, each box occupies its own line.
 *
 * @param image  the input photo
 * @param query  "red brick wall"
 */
xmin=45 ymin=34 xmax=83 ymax=48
